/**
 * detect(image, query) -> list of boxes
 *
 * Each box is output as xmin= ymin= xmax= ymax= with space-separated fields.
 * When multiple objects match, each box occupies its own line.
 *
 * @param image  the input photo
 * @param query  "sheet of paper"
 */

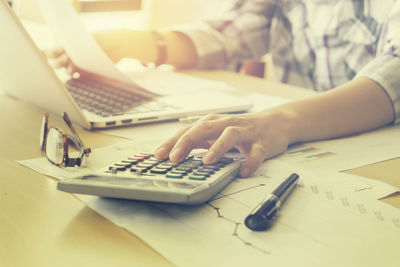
xmin=18 ymin=142 xmax=400 ymax=266
xmin=76 ymin=160 xmax=400 ymax=267
xmin=17 ymin=139 xmax=163 ymax=180
xmin=37 ymin=0 xmax=238 ymax=97
xmin=277 ymin=125 xmax=400 ymax=172
xmin=37 ymin=0 xmax=133 ymax=85
xmin=100 ymin=121 xmax=184 ymax=142
xmin=124 ymin=68 xmax=236 ymax=96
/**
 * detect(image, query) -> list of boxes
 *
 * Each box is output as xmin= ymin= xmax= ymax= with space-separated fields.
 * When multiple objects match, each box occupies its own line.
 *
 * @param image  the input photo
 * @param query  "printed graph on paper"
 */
xmin=81 ymin=160 xmax=400 ymax=267
xmin=286 ymin=146 xmax=336 ymax=163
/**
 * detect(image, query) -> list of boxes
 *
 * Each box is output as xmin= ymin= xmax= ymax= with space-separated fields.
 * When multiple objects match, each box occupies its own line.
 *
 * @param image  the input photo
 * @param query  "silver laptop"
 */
xmin=0 ymin=1 xmax=251 ymax=129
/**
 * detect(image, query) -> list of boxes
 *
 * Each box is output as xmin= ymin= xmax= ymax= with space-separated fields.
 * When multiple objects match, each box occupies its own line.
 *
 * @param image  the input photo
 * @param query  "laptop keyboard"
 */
xmin=66 ymin=79 xmax=177 ymax=117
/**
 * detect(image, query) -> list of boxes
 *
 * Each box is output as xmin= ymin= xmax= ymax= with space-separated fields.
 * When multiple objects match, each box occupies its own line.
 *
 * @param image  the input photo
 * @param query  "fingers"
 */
xmin=239 ymin=143 xmax=267 ymax=178
xmin=155 ymin=125 xmax=192 ymax=159
xmin=168 ymin=120 xmax=223 ymax=161
xmin=52 ymin=53 xmax=71 ymax=68
xmin=203 ymin=126 xmax=243 ymax=164
xmin=155 ymin=114 xmax=225 ymax=162
xmin=45 ymin=47 xmax=77 ymax=74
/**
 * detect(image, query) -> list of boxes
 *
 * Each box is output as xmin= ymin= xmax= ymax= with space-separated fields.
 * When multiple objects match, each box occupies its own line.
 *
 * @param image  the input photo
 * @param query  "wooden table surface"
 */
xmin=1 ymin=70 xmax=399 ymax=267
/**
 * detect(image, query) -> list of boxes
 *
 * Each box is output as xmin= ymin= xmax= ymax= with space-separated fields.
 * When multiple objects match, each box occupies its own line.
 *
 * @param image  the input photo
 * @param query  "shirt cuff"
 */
xmin=355 ymin=52 xmax=400 ymax=125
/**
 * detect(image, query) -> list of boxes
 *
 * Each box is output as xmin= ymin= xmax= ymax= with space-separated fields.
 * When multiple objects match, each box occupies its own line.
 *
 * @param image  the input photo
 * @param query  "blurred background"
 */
xmin=9 ymin=0 xmax=235 ymax=31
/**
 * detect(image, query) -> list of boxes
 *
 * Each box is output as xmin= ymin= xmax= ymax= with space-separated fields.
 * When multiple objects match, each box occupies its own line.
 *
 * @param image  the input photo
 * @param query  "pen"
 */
xmin=244 ymin=173 xmax=299 ymax=231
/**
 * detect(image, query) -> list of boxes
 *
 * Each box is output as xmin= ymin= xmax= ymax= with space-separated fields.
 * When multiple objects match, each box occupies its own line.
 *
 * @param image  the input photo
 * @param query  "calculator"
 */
xmin=57 ymin=153 xmax=242 ymax=204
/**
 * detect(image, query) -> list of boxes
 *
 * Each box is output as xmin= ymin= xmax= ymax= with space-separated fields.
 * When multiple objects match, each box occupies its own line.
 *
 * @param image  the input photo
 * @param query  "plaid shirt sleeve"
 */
xmin=171 ymin=0 xmax=277 ymax=71
xmin=354 ymin=2 xmax=400 ymax=124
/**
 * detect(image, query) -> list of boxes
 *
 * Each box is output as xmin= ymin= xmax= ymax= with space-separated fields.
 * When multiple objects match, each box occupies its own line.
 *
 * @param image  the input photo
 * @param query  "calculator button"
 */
xmin=193 ymin=171 xmax=211 ymax=177
xmin=170 ymin=170 xmax=187 ymax=175
xmin=115 ymin=162 xmax=132 ymax=167
xmin=175 ymin=167 xmax=193 ymax=172
xmin=162 ymin=161 xmax=178 ymax=168
xmin=166 ymin=173 xmax=184 ymax=179
xmin=131 ymin=166 xmax=149 ymax=172
xmin=109 ymin=165 xmax=127 ymax=171
xmin=189 ymin=174 xmax=207 ymax=180
xmin=134 ymin=153 xmax=151 ymax=159
xmin=150 ymin=168 xmax=168 ymax=174
xmin=136 ymin=163 xmax=154 ymax=168
xmin=145 ymin=159 xmax=162 ymax=165
xmin=122 ymin=159 xmax=138 ymax=165
xmin=128 ymin=157 xmax=145 ymax=162
xmin=197 ymin=167 xmax=215 ymax=174
xmin=201 ymin=165 xmax=220 ymax=170
xmin=156 ymin=164 xmax=173 ymax=170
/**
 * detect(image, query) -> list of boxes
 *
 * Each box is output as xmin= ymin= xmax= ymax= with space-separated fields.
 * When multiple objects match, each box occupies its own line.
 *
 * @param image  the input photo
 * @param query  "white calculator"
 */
xmin=57 ymin=153 xmax=241 ymax=204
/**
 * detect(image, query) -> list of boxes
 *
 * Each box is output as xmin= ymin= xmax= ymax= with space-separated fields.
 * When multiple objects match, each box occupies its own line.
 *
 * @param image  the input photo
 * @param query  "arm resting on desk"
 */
xmin=155 ymin=77 xmax=395 ymax=177
xmin=286 ymin=77 xmax=394 ymax=143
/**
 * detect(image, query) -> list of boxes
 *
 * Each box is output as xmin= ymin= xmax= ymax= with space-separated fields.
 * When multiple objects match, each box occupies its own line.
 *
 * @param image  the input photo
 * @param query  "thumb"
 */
xmin=239 ymin=143 xmax=267 ymax=178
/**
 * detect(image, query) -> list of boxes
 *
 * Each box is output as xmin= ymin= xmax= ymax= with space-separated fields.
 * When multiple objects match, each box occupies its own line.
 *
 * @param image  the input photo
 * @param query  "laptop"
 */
xmin=0 ymin=0 xmax=251 ymax=130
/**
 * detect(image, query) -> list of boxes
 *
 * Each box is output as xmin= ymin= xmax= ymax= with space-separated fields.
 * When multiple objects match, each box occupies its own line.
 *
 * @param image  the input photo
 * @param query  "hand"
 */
xmin=45 ymin=29 xmax=136 ymax=74
xmin=155 ymin=110 xmax=296 ymax=178
xmin=45 ymin=47 xmax=78 ymax=74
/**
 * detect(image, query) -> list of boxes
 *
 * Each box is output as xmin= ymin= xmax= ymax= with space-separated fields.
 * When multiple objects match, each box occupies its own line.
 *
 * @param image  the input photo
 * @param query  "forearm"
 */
xmin=93 ymin=29 xmax=197 ymax=68
xmin=280 ymin=77 xmax=395 ymax=144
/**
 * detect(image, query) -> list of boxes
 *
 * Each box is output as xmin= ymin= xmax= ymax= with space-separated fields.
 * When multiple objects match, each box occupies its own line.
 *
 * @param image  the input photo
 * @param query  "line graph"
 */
xmin=212 ymin=183 xmax=266 ymax=201
xmin=206 ymin=202 xmax=270 ymax=254
xmin=285 ymin=146 xmax=336 ymax=163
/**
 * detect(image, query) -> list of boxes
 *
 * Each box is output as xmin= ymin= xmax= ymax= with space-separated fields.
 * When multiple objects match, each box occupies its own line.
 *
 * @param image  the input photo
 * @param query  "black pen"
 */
xmin=245 ymin=173 xmax=299 ymax=231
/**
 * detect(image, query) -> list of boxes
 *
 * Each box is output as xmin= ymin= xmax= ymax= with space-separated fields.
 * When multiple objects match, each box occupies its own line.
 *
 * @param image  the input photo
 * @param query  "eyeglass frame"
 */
xmin=40 ymin=112 xmax=91 ymax=167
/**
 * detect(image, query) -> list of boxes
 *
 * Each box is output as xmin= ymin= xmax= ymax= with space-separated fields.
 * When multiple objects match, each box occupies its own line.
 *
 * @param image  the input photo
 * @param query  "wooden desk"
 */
xmin=1 ymin=71 xmax=399 ymax=267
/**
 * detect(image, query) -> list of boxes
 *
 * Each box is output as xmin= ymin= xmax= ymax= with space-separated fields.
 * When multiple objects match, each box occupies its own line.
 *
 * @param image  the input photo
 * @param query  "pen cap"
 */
xmin=244 ymin=209 xmax=277 ymax=231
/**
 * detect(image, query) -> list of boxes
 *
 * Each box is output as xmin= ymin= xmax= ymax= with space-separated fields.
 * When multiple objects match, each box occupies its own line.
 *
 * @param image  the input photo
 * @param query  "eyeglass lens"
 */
xmin=40 ymin=113 xmax=48 ymax=151
xmin=45 ymin=128 xmax=65 ymax=165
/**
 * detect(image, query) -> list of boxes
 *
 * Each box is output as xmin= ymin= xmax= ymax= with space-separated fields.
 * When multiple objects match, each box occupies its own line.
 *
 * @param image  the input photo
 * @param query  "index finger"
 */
xmin=155 ymin=114 xmax=216 ymax=159
xmin=155 ymin=125 xmax=192 ymax=159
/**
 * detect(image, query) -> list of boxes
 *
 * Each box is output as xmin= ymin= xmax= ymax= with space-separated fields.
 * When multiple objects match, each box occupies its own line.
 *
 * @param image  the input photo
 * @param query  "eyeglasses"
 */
xmin=40 ymin=112 xmax=91 ymax=167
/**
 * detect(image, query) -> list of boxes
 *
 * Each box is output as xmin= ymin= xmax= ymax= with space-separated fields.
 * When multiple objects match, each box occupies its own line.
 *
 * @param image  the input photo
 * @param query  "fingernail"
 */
xmin=170 ymin=147 xmax=183 ymax=161
xmin=155 ymin=147 xmax=168 ymax=159
xmin=240 ymin=167 xmax=250 ymax=177
xmin=203 ymin=150 xmax=215 ymax=164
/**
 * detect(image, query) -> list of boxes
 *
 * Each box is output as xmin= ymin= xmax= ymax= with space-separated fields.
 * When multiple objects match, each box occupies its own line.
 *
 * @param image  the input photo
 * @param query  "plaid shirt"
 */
xmin=175 ymin=0 xmax=400 ymax=124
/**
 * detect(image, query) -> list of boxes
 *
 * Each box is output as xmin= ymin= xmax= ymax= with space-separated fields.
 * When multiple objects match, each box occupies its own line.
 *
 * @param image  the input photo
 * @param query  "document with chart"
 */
xmin=77 ymin=160 xmax=400 ymax=267
xmin=18 ymin=141 xmax=400 ymax=267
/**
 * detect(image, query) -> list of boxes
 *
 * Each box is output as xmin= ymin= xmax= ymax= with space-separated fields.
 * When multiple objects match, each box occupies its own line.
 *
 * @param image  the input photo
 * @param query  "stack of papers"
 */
xmin=18 ymin=139 xmax=400 ymax=267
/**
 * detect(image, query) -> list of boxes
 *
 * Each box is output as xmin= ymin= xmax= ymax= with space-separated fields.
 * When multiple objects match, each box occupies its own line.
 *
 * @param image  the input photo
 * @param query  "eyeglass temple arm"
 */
xmin=62 ymin=112 xmax=91 ymax=156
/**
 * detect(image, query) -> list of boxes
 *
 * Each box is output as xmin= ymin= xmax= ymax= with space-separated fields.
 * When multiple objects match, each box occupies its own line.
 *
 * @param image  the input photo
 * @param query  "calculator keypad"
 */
xmin=103 ymin=153 xmax=234 ymax=184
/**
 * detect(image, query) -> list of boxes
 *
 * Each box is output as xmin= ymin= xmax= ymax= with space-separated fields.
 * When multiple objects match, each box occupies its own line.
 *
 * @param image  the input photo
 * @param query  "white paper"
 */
xmin=77 ymin=160 xmax=400 ymax=267
xmin=125 ymin=68 xmax=236 ymax=96
xmin=37 ymin=0 xmax=136 ymax=84
xmin=18 ymin=142 xmax=400 ymax=267
xmin=17 ymin=139 xmax=163 ymax=180
xmin=37 ymin=0 xmax=239 ymax=97
xmin=277 ymin=125 xmax=400 ymax=172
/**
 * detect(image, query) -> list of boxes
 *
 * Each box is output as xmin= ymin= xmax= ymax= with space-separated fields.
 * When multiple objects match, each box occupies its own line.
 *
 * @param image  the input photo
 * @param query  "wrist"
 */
xmin=263 ymin=105 xmax=302 ymax=145
xmin=151 ymin=31 xmax=167 ymax=66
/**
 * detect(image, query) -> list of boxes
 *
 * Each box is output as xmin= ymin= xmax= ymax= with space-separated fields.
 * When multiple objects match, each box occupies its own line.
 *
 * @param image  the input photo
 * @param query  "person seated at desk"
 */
xmin=49 ymin=0 xmax=400 ymax=178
